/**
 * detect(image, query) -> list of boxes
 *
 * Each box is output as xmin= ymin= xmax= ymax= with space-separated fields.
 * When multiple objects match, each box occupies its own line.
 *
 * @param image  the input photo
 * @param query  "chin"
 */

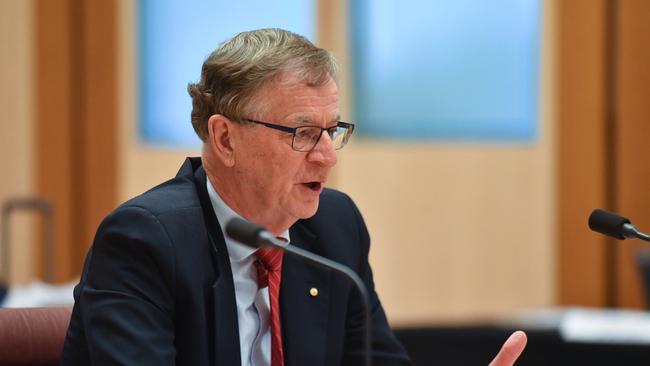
xmin=292 ymin=200 xmax=320 ymax=220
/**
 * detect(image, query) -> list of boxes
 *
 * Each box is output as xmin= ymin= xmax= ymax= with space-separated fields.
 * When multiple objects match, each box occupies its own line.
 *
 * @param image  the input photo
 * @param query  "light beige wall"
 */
xmin=0 ymin=0 xmax=34 ymax=284
xmin=339 ymin=142 xmax=557 ymax=324
xmin=118 ymin=0 xmax=557 ymax=324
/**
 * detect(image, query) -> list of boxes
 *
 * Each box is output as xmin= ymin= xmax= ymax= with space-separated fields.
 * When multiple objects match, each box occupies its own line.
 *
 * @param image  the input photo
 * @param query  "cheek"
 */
xmin=272 ymin=159 xmax=300 ymax=189
xmin=237 ymin=148 xmax=297 ymax=191
xmin=269 ymin=159 xmax=308 ymax=201
xmin=234 ymin=132 xmax=304 ymax=191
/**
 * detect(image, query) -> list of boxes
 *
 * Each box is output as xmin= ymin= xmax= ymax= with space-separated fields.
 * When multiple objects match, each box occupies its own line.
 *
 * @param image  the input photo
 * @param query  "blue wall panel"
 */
xmin=350 ymin=0 xmax=542 ymax=142
xmin=138 ymin=0 xmax=316 ymax=147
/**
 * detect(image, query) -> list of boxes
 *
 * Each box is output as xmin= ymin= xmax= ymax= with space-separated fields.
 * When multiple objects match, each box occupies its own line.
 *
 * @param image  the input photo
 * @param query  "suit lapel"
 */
xmin=282 ymin=221 xmax=330 ymax=366
xmin=193 ymin=165 xmax=241 ymax=366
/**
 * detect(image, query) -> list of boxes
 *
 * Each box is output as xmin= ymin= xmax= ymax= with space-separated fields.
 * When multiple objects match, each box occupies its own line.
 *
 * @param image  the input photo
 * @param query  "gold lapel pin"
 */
xmin=309 ymin=287 xmax=319 ymax=297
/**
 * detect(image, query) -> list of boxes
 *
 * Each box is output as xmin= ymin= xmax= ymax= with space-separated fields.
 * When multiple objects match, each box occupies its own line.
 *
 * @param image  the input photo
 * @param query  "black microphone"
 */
xmin=225 ymin=217 xmax=372 ymax=366
xmin=588 ymin=209 xmax=650 ymax=242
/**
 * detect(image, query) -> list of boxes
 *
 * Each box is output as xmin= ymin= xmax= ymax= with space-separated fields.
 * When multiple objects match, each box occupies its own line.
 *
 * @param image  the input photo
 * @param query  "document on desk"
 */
xmin=560 ymin=307 xmax=650 ymax=345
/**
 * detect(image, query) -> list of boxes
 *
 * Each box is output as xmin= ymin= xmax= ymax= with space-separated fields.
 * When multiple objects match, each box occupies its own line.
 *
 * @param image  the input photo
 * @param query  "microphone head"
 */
xmin=225 ymin=217 xmax=266 ymax=248
xmin=588 ymin=209 xmax=631 ymax=240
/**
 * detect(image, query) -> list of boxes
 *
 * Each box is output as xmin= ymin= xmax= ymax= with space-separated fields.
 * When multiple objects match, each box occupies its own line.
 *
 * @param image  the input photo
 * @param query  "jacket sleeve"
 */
xmin=75 ymin=205 xmax=177 ymax=365
xmin=339 ymin=194 xmax=412 ymax=366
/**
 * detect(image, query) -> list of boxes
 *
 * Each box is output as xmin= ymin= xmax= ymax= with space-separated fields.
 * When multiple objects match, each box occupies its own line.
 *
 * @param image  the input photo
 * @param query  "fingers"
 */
xmin=488 ymin=330 xmax=527 ymax=366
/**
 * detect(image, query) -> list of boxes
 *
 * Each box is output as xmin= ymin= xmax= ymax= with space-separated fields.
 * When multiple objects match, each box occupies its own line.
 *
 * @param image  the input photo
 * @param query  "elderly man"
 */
xmin=61 ymin=29 xmax=525 ymax=365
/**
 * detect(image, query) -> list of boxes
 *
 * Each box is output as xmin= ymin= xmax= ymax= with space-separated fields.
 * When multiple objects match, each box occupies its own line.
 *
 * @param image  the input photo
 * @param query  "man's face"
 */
xmin=230 ymin=74 xmax=339 ymax=228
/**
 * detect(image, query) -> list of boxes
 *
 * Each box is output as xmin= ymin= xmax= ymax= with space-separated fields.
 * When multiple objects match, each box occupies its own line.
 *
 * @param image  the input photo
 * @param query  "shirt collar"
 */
xmin=206 ymin=178 xmax=290 ymax=262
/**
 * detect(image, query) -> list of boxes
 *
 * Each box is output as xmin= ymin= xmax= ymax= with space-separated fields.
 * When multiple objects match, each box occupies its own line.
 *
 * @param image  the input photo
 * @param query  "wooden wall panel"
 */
xmin=558 ymin=0 xmax=650 ymax=308
xmin=80 ymin=0 xmax=118 ymax=258
xmin=557 ymin=0 xmax=610 ymax=306
xmin=36 ymin=0 xmax=76 ymax=282
xmin=615 ymin=0 xmax=650 ymax=308
xmin=35 ymin=0 xmax=117 ymax=281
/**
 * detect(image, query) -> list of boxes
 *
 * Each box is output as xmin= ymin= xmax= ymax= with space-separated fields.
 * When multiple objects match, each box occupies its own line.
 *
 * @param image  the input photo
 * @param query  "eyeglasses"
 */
xmin=241 ymin=118 xmax=355 ymax=152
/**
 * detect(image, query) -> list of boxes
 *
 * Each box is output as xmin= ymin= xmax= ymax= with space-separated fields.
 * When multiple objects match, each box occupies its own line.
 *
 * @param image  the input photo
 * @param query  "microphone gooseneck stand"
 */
xmin=226 ymin=217 xmax=372 ymax=366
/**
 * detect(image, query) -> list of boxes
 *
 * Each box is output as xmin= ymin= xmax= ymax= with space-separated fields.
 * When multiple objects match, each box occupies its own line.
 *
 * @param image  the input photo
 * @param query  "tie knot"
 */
xmin=255 ymin=247 xmax=283 ymax=272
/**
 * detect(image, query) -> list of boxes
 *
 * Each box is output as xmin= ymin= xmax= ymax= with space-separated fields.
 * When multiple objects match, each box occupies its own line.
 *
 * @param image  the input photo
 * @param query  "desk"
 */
xmin=395 ymin=325 xmax=650 ymax=365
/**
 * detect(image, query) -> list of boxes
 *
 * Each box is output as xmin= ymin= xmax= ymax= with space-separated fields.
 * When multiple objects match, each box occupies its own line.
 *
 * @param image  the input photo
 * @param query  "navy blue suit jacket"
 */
xmin=60 ymin=157 xmax=411 ymax=365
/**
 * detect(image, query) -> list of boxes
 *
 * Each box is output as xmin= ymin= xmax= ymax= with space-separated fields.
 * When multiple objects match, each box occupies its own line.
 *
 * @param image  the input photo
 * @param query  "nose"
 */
xmin=307 ymin=131 xmax=337 ymax=167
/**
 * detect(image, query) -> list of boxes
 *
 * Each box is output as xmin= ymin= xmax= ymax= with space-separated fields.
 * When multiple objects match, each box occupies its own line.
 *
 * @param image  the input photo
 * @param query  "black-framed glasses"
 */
xmin=241 ymin=118 xmax=355 ymax=152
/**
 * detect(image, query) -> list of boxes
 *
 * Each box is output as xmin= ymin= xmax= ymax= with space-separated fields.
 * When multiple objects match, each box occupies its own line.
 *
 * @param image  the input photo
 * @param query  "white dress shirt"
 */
xmin=206 ymin=179 xmax=290 ymax=366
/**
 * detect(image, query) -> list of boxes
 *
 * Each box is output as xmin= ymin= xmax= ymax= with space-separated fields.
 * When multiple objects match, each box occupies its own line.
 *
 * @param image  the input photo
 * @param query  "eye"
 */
xmin=295 ymin=128 xmax=316 ymax=140
xmin=296 ymin=128 xmax=312 ymax=140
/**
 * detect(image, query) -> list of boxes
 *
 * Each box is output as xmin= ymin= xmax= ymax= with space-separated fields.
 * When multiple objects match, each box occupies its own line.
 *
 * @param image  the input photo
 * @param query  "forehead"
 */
xmin=255 ymin=73 xmax=340 ymax=124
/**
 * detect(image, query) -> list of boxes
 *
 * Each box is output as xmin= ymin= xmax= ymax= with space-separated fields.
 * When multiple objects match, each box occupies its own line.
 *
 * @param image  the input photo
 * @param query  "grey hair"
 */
xmin=187 ymin=28 xmax=339 ymax=141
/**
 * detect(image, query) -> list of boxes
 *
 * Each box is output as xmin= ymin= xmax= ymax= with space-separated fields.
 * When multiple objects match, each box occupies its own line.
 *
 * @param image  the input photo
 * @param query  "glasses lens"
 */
xmin=293 ymin=127 xmax=322 ymax=151
xmin=333 ymin=125 xmax=353 ymax=149
xmin=292 ymin=124 xmax=354 ymax=151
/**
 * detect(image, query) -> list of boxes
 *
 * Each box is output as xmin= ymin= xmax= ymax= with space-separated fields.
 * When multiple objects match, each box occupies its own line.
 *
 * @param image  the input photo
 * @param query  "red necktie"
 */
xmin=254 ymin=247 xmax=284 ymax=366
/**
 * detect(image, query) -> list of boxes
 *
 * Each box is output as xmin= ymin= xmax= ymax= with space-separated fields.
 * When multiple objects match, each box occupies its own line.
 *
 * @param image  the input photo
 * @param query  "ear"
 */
xmin=206 ymin=114 xmax=236 ymax=167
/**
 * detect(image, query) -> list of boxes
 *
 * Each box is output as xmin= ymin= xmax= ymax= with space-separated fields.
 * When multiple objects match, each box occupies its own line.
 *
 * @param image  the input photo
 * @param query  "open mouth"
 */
xmin=303 ymin=182 xmax=322 ymax=191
